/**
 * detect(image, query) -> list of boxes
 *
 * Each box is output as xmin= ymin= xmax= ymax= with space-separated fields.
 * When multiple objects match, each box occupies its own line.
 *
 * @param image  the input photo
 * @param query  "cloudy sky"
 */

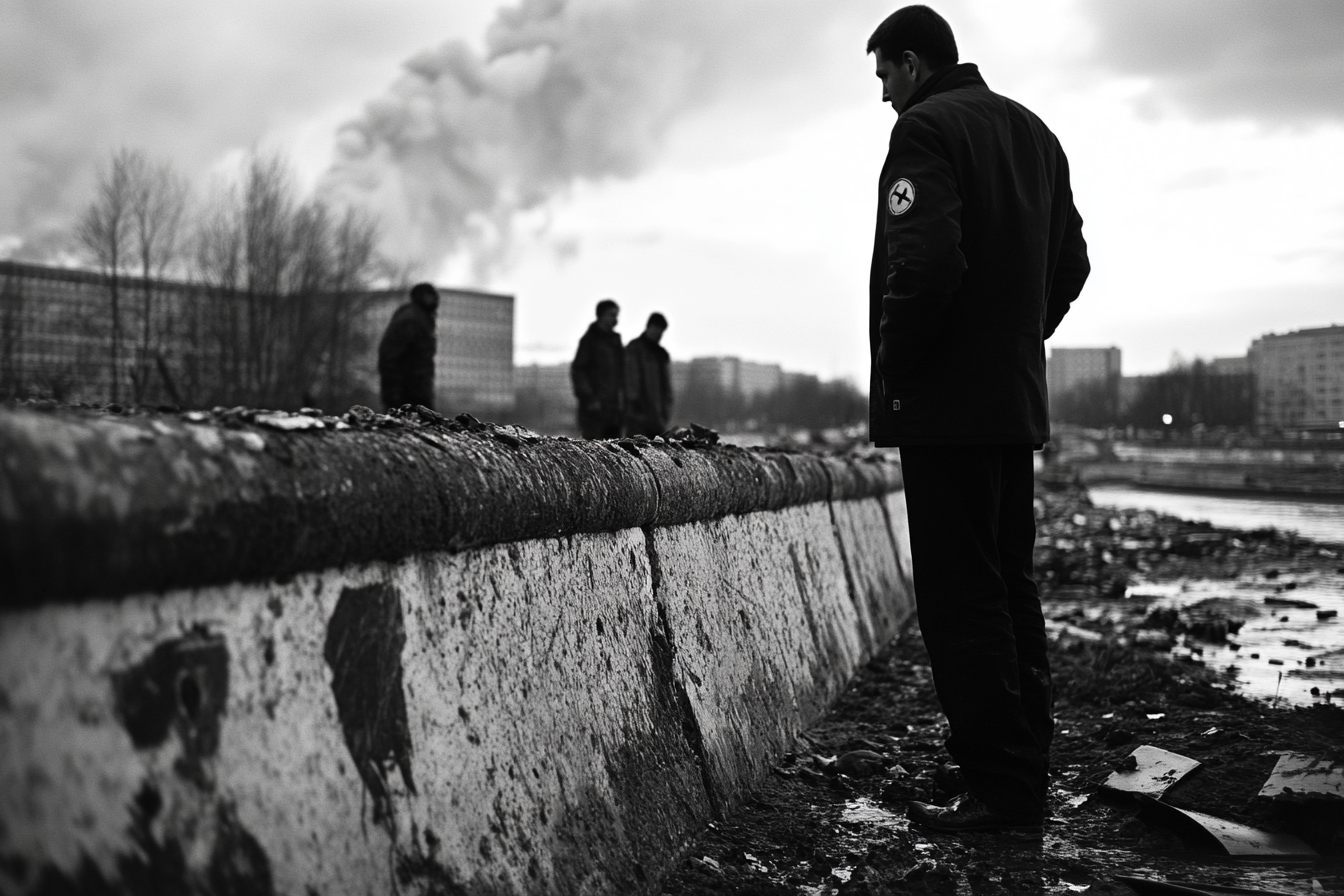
xmin=3 ymin=0 xmax=1342 ymax=384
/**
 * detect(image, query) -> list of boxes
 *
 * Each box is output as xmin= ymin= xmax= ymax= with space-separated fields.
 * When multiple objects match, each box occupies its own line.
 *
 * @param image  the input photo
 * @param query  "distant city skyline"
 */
xmin=3 ymin=1 xmax=1342 ymax=385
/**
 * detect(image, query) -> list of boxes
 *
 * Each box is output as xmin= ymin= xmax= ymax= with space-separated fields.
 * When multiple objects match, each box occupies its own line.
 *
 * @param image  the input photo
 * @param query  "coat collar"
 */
xmin=902 ymin=62 xmax=987 ymax=113
xmin=585 ymin=321 xmax=621 ymax=342
xmin=633 ymin=333 xmax=669 ymax=360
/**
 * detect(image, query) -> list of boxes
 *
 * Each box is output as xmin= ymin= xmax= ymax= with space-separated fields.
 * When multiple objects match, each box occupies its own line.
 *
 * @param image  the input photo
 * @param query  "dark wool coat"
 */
xmin=570 ymin=323 xmax=625 ymax=425
xmin=624 ymin=334 xmax=673 ymax=433
xmin=378 ymin=302 xmax=436 ymax=409
xmin=869 ymin=64 xmax=1090 ymax=447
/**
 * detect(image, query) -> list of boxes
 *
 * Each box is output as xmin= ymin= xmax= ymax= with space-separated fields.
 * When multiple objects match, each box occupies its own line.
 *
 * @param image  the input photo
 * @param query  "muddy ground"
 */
xmin=659 ymin=482 xmax=1344 ymax=895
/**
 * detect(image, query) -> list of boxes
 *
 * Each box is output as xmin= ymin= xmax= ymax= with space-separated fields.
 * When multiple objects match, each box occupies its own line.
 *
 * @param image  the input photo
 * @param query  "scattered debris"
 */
xmin=834 ymin=750 xmax=886 ymax=778
xmin=1102 ymin=745 xmax=1201 ymax=798
xmin=1264 ymin=597 xmax=1319 ymax=609
xmin=253 ymin=411 xmax=325 ymax=431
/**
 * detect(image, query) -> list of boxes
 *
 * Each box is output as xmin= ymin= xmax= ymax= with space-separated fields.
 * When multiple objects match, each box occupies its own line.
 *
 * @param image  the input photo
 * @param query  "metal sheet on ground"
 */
xmin=1257 ymin=751 xmax=1344 ymax=802
xmin=1116 ymin=875 xmax=1302 ymax=896
xmin=1102 ymin=745 xmax=1201 ymax=798
xmin=1135 ymin=795 xmax=1318 ymax=857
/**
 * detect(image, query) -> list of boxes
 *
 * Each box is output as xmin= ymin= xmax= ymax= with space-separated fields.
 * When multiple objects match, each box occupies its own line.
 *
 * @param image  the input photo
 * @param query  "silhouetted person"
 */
xmin=866 ymin=7 xmax=1089 ymax=838
xmin=570 ymin=299 xmax=625 ymax=439
xmin=624 ymin=312 xmax=672 ymax=437
xmin=378 ymin=282 xmax=439 ymax=411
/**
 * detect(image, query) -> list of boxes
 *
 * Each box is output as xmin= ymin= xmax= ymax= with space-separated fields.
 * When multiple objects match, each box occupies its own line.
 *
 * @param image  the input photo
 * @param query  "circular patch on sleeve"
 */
xmin=887 ymin=178 xmax=915 ymax=216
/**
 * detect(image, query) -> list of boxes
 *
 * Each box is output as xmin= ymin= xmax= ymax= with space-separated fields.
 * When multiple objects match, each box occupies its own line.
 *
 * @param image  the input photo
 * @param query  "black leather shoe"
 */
xmin=932 ymin=761 xmax=967 ymax=794
xmin=907 ymin=793 xmax=1043 ymax=840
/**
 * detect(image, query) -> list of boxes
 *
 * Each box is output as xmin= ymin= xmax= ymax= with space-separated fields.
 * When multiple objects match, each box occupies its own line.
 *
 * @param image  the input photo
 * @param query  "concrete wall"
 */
xmin=0 ymin=407 xmax=913 ymax=895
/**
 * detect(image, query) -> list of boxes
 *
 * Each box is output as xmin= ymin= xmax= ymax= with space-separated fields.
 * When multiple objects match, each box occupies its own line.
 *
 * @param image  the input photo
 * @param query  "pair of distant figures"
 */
xmin=569 ymin=299 xmax=672 ymax=440
xmin=376 ymin=287 xmax=670 ymax=440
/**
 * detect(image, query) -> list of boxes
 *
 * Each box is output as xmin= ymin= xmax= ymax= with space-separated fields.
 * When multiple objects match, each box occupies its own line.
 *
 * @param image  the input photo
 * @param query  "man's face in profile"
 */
xmin=874 ymin=48 xmax=917 ymax=113
xmin=416 ymin=290 xmax=440 ymax=313
xmin=598 ymin=307 xmax=619 ymax=332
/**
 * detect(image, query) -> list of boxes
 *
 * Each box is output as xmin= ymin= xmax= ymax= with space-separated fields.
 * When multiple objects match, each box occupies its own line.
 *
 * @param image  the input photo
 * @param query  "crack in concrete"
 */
xmin=643 ymin=526 xmax=719 ymax=821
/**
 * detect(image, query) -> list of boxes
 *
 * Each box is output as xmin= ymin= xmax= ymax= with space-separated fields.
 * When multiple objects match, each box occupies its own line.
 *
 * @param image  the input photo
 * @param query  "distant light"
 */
xmin=1339 ymin=421 xmax=1343 ymax=428
xmin=1162 ymin=414 xmax=1173 ymax=425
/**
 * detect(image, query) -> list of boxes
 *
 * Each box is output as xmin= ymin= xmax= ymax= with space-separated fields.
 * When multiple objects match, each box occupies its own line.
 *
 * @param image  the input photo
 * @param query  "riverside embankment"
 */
xmin=1061 ymin=439 xmax=1344 ymax=497
xmin=0 ymin=404 xmax=913 ymax=896
xmin=658 ymin=480 xmax=1344 ymax=896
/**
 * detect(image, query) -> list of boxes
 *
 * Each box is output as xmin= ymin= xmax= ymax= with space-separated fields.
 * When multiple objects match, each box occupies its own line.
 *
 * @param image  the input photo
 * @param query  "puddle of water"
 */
xmin=1128 ymin=571 xmax=1344 ymax=705
xmin=842 ymin=796 xmax=909 ymax=830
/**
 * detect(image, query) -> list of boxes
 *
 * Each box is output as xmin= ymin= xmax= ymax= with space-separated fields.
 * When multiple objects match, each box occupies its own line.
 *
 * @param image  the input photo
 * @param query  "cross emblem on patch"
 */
xmin=888 ymin=178 xmax=915 ymax=216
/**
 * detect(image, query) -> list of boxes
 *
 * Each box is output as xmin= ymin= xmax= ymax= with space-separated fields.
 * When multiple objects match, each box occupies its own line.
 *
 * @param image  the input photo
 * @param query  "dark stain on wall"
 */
xmin=323 ymin=583 xmax=416 ymax=827
xmin=112 ymin=630 xmax=229 ymax=787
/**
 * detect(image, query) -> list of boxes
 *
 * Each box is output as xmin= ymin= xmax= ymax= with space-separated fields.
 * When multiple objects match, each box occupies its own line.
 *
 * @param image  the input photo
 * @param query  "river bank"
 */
xmin=659 ymin=480 xmax=1344 ymax=895
xmin=1087 ymin=483 xmax=1344 ymax=545
xmin=1051 ymin=438 xmax=1344 ymax=498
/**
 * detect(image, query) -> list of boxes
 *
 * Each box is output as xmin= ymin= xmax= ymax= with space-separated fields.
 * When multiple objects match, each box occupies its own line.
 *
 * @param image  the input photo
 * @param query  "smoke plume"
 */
xmin=320 ymin=0 xmax=782 ymax=279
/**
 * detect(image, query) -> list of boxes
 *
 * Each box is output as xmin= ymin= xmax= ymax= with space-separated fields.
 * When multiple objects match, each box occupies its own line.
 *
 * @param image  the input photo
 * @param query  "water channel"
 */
xmin=1086 ymin=484 xmax=1344 ymax=545
xmin=1085 ymin=484 xmax=1344 ymax=706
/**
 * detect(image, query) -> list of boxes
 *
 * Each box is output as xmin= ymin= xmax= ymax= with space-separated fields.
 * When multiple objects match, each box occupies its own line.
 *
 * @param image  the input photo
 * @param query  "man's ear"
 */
xmin=903 ymin=50 xmax=920 ymax=79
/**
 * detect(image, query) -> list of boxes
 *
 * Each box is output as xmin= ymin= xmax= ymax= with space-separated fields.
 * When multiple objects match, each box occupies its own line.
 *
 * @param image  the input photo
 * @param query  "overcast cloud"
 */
xmin=0 ymin=0 xmax=1340 ymax=382
xmin=319 ymin=0 xmax=893 ymax=277
xmin=0 ymin=0 xmax=486 ymax=255
xmin=1082 ymin=0 xmax=1344 ymax=124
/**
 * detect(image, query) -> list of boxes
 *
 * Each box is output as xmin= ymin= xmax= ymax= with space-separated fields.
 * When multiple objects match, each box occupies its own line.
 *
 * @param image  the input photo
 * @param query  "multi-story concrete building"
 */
xmin=513 ymin=361 xmax=578 ymax=432
xmin=670 ymin=356 xmax=784 ymax=401
xmin=0 ymin=260 xmax=514 ymax=414
xmin=1208 ymin=355 xmax=1250 ymax=376
xmin=1249 ymin=324 xmax=1344 ymax=431
xmin=1047 ymin=346 xmax=1122 ymax=397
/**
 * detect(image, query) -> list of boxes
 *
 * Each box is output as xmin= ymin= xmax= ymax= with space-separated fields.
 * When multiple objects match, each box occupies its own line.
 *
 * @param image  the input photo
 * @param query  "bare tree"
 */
xmin=77 ymin=150 xmax=135 ymax=402
xmin=188 ymin=152 xmax=384 ymax=409
xmin=126 ymin=153 xmax=188 ymax=403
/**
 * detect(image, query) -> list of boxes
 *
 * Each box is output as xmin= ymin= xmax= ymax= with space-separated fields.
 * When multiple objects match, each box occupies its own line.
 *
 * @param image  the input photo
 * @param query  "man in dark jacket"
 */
xmin=570 ymin=299 xmax=625 ymax=438
xmin=624 ymin=312 xmax=672 ymax=437
xmin=867 ymin=6 xmax=1090 ymax=838
xmin=378 ymin=282 xmax=439 ymax=411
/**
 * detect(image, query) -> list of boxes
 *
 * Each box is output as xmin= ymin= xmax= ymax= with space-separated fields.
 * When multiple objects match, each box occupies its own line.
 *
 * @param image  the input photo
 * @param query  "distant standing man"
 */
xmin=378 ymin=282 xmax=440 ymax=411
xmin=624 ymin=312 xmax=673 ymax=437
xmin=866 ymin=7 xmax=1090 ymax=837
xmin=570 ymin=299 xmax=625 ymax=438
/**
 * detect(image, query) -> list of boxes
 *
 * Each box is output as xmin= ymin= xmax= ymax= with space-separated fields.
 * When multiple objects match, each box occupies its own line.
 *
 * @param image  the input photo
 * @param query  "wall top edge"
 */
xmin=0 ymin=405 xmax=900 ymax=606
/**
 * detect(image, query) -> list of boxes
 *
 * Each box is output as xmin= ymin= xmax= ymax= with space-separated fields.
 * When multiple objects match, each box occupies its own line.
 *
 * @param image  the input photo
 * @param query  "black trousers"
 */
xmin=899 ymin=444 xmax=1053 ymax=822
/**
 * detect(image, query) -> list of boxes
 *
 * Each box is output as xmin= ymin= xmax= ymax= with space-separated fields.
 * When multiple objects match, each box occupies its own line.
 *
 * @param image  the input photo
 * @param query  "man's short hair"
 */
xmin=867 ymin=5 xmax=958 ymax=70
xmin=647 ymin=312 xmax=668 ymax=329
xmin=410 ymin=282 xmax=439 ymax=303
xmin=595 ymin=299 xmax=619 ymax=317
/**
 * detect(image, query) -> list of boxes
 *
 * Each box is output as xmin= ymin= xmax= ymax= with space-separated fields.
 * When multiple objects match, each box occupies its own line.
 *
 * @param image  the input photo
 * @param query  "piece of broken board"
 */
xmin=1116 ymin=875 xmax=1302 ymax=896
xmin=1256 ymin=751 xmax=1344 ymax=803
xmin=1103 ymin=745 xmax=1201 ymax=798
xmin=1135 ymin=795 xmax=1317 ymax=857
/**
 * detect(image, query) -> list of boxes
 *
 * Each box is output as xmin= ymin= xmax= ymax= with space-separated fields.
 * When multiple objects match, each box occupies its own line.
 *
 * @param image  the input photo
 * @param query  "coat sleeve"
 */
xmin=877 ymin=115 xmax=967 ymax=390
xmin=571 ymin=335 xmax=595 ymax=405
xmin=378 ymin=313 xmax=414 ymax=375
xmin=1043 ymin=192 xmax=1090 ymax=339
xmin=623 ymin=343 xmax=644 ymax=414
xmin=660 ymin=355 xmax=673 ymax=413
